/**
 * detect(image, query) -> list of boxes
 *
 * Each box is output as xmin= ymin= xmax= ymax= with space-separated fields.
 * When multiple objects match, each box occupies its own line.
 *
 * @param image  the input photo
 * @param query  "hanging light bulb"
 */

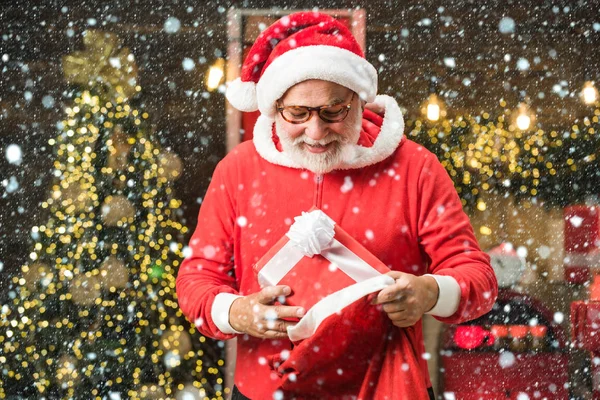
xmin=516 ymin=114 xmax=531 ymax=130
xmin=514 ymin=102 xmax=534 ymax=131
xmin=581 ymin=81 xmax=598 ymax=105
xmin=422 ymin=93 xmax=446 ymax=122
xmin=82 ymin=91 xmax=92 ymax=104
xmin=427 ymin=102 xmax=440 ymax=121
xmin=206 ymin=58 xmax=225 ymax=91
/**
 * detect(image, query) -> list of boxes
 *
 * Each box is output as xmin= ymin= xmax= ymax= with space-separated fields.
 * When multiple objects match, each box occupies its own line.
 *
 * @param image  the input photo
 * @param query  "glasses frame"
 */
xmin=276 ymin=93 xmax=356 ymax=124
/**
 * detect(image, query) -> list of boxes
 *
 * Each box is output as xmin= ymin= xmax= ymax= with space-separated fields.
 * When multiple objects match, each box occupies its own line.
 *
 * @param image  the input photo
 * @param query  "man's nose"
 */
xmin=303 ymin=115 xmax=329 ymax=141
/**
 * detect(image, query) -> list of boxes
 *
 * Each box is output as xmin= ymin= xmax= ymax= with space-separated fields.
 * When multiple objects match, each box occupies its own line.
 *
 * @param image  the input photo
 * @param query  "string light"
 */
xmin=516 ymin=113 xmax=531 ymax=131
xmin=427 ymin=102 xmax=441 ymax=121
xmin=407 ymin=104 xmax=600 ymax=209
xmin=582 ymin=81 xmax=598 ymax=105
xmin=422 ymin=93 xmax=446 ymax=122
xmin=206 ymin=58 xmax=225 ymax=92
xmin=514 ymin=102 xmax=535 ymax=131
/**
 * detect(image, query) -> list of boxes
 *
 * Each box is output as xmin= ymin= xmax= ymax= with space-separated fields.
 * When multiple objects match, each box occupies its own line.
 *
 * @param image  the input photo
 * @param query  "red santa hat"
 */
xmin=225 ymin=11 xmax=378 ymax=118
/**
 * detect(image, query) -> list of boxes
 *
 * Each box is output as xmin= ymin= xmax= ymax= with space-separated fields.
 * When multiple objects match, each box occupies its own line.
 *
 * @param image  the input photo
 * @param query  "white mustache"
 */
xmin=292 ymin=134 xmax=346 ymax=146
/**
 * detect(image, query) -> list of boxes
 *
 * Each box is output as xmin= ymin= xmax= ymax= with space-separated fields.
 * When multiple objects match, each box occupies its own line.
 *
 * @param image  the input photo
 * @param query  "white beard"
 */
xmin=277 ymin=122 xmax=361 ymax=175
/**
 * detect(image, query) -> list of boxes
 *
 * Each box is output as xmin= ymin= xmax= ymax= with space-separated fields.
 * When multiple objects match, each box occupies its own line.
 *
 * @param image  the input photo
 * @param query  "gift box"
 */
xmin=253 ymin=208 xmax=390 ymax=313
xmin=571 ymin=300 xmax=600 ymax=351
xmin=253 ymin=209 xmax=429 ymax=397
xmin=571 ymin=300 xmax=600 ymax=396
xmin=564 ymin=205 xmax=600 ymax=283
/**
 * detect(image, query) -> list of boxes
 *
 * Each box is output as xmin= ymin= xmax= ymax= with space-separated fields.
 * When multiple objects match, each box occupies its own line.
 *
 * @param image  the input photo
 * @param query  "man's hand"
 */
xmin=229 ymin=285 xmax=305 ymax=339
xmin=372 ymin=271 xmax=439 ymax=328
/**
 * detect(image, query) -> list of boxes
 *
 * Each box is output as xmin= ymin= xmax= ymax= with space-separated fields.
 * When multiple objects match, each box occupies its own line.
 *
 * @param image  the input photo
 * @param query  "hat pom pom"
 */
xmin=226 ymin=78 xmax=258 ymax=112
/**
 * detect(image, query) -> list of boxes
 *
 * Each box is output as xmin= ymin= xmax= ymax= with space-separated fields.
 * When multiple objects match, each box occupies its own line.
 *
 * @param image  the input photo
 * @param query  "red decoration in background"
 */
xmin=440 ymin=290 xmax=569 ymax=398
xmin=564 ymin=205 xmax=600 ymax=283
xmin=490 ymin=325 xmax=508 ymax=339
xmin=571 ymin=301 xmax=600 ymax=397
xmin=453 ymin=326 xmax=494 ymax=350
xmin=441 ymin=353 xmax=569 ymax=399
xmin=530 ymin=325 xmax=547 ymax=338
xmin=591 ymin=274 xmax=600 ymax=301
xmin=571 ymin=301 xmax=600 ymax=350
xmin=508 ymin=325 xmax=528 ymax=339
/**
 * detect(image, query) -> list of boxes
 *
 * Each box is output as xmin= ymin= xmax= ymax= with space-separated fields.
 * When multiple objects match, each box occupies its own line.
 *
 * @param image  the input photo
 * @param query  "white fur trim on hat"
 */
xmin=337 ymin=95 xmax=404 ymax=170
xmin=256 ymin=45 xmax=378 ymax=118
xmin=252 ymin=95 xmax=404 ymax=171
xmin=225 ymin=77 xmax=259 ymax=112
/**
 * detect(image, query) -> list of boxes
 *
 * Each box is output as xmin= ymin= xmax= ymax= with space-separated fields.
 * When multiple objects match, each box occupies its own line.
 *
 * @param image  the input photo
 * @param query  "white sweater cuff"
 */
xmin=211 ymin=293 xmax=244 ymax=335
xmin=424 ymin=274 xmax=461 ymax=317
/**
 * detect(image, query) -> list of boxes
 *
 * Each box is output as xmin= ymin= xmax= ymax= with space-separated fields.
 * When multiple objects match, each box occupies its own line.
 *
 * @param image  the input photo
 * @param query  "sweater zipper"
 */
xmin=288 ymin=172 xmax=323 ymax=351
xmin=313 ymin=173 xmax=324 ymax=209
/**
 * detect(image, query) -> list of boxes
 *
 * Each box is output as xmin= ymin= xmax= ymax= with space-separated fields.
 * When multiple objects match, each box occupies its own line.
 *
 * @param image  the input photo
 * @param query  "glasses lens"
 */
xmin=319 ymin=104 xmax=349 ymax=122
xmin=282 ymin=107 xmax=310 ymax=123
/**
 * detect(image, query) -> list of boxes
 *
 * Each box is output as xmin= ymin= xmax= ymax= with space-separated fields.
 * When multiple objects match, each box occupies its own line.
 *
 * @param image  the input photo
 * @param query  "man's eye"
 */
xmin=321 ymin=106 xmax=344 ymax=116
xmin=287 ymin=108 xmax=309 ymax=117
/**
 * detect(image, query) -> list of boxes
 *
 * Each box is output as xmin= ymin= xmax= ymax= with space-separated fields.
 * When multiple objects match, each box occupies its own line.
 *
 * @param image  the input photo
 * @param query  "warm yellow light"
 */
xmin=582 ymin=82 xmax=598 ymax=105
xmin=422 ymin=93 xmax=445 ymax=121
xmin=516 ymin=114 xmax=531 ymax=130
xmin=80 ymin=91 xmax=99 ymax=107
xmin=206 ymin=58 xmax=225 ymax=91
xmin=479 ymin=226 xmax=492 ymax=235
xmin=477 ymin=200 xmax=487 ymax=211
xmin=427 ymin=103 xmax=440 ymax=121
xmin=514 ymin=102 xmax=534 ymax=131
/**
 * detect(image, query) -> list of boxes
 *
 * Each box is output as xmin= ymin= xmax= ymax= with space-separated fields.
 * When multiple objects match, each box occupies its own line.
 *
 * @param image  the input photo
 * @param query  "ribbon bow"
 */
xmin=286 ymin=210 xmax=336 ymax=257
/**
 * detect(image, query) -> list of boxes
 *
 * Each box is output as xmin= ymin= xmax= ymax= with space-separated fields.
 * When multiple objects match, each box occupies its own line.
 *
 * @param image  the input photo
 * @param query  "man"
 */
xmin=176 ymin=11 xmax=497 ymax=400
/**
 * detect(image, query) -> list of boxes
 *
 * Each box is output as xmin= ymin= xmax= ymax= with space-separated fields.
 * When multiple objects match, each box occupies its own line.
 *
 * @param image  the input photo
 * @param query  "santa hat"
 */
xmin=226 ymin=12 xmax=378 ymax=118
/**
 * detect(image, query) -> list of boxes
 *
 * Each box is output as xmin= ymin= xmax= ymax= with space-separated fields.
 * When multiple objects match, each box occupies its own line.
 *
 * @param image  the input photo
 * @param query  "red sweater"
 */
xmin=176 ymin=95 xmax=497 ymax=399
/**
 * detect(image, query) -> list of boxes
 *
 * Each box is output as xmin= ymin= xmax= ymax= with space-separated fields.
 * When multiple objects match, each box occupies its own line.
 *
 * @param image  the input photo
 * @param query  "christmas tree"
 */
xmin=0 ymin=30 xmax=224 ymax=399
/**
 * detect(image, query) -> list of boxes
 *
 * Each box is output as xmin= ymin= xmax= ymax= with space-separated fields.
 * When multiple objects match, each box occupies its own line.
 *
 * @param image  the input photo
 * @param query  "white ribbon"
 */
xmin=286 ymin=210 xmax=336 ymax=257
xmin=258 ymin=210 xmax=383 ymax=287
xmin=287 ymin=274 xmax=395 ymax=342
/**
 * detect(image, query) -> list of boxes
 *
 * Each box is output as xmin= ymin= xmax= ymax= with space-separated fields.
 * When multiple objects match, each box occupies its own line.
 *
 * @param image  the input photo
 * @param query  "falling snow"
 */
xmin=498 ymin=17 xmax=516 ymax=34
xmin=1 ymin=2 xmax=599 ymax=399
xmin=164 ymin=16 xmax=181 ymax=34
xmin=5 ymin=144 xmax=23 ymax=165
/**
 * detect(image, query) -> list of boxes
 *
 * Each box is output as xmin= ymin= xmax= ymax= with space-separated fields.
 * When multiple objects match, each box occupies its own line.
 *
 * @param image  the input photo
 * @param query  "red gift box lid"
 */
xmin=253 ymin=208 xmax=390 ymax=312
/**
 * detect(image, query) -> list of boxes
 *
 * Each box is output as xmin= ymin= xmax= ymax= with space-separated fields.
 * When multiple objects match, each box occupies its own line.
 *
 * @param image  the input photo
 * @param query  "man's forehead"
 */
xmin=281 ymin=80 xmax=352 ymax=104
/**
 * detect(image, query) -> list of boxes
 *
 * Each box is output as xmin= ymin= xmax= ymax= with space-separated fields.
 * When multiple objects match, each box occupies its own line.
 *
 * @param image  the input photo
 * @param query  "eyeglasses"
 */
xmin=276 ymin=93 xmax=356 ymax=124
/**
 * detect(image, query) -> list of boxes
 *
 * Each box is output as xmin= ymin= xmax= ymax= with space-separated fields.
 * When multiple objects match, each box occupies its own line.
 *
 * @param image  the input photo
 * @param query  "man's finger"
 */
xmin=263 ymin=330 xmax=290 ymax=339
xmin=257 ymin=285 xmax=291 ymax=304
xmin=273 ymin=304 xmax=305 ymax=319
xmin=393 ymin=274 xmax=411 ymax=289
xmin=268 ymin=319 xmax=297 ymax=333
xmin=386 ymin=310 xmax=407 ymax=320
xmin=385 ymin=271 xmax=404 ymax=280
xmin=382 ymin=302 xmax=405 ymax=313
xmin=392 ymin=319 xmax=415 ymax=328
xmin=374 ymin=286 xmax=404 ymax=304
